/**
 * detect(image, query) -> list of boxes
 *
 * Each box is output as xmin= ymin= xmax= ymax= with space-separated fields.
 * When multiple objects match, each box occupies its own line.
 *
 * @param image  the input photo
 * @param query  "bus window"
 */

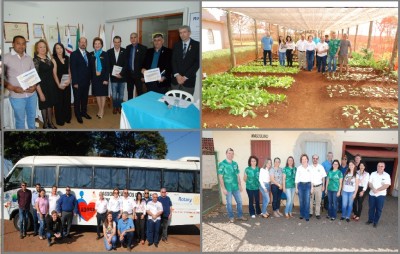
xmin=163 ymin=171 xmax=178 ymax=192
xmin=33 ymin=166 xmax=56 ymax=187
xmin=195 ymin=171 xmax=200 ymax=193
xmin=94 ymin=167 xmax=127 ymax=189
xmin=163 ymin=170 xmax=195 ymax=193
xmin=59 ymin=167 xmax=93 ymax=188
xmin=129 ymin=168 xmax=161 ymax=191
xmin=179 ymin=171 xmax=195 ymax=193
xmin=4 ymin=166 xmax=32 ymax=191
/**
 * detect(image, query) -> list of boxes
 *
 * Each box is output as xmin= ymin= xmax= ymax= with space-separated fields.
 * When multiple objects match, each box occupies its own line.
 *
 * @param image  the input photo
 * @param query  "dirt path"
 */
xmin=202 ymin=68 xmax=398 ymax=128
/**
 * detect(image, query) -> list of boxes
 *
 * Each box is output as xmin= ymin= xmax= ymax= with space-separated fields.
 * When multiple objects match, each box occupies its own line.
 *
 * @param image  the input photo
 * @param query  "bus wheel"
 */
xmin=13 ymin=212 xmax=33 ymax=232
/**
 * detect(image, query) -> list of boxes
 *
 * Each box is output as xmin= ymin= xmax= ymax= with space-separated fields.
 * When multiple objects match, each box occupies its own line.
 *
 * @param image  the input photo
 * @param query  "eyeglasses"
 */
xmin=123 ymin=192 xmax=128 ymax=194
xmin=144 ymin=192 xmax=149 ymax=194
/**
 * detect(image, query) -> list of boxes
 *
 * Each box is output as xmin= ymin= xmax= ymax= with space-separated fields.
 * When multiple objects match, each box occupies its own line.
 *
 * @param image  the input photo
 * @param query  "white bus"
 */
xmin=3 ymin=156 xmax=200 ymax=230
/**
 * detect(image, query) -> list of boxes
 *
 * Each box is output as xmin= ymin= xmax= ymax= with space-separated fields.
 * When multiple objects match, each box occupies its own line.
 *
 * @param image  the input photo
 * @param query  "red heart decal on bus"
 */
xmin=78 ymin=202 xmax=96 ymax=221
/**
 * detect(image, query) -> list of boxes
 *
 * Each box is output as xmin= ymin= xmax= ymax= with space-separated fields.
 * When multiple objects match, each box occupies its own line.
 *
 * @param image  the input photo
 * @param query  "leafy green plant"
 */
xmin=205 ymin=73 xmax=295 ymax=89
xmin=231 ymin=65 xmax=299 ymax=74
xmin=326 ymin=84 xmax=398 ymax=99
xmin=342 ymin=105 xmax=398 ymax=129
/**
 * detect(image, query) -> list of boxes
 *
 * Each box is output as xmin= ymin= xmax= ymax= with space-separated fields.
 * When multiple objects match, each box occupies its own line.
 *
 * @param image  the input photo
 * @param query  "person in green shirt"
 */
xmin=282 ymin=156 xmax=296 ymax=218
xmin=327 ymin=31 xmax=341 ymax=78
xmin=243 ymin=156 xmax=261 ymax=218
xmin=325 ymin=159 xmax=343 ymax=220
xmin=218 ymin=148 xmax=247 ymax=223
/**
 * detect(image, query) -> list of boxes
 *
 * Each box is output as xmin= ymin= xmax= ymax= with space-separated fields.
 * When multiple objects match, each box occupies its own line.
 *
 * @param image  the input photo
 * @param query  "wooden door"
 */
xmin=168 ymin=30 xmax=180 ymax=49
xmin=250 ymin=140 xmax=271 ymax=168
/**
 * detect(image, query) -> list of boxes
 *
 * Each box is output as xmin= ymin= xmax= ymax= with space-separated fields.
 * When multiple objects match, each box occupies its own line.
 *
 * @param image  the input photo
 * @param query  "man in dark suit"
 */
xmin=70 ymin=37 xmax=92 ymax=123
xmin=141 ymin=34 xmax=172 ymax=95
xmin=171 ymin=25 xmax=200 ymax=95
xmin=125 ymin=32 xmax=147 ymax=99
xmin=107 ymin=36 xmax=127 ymax=114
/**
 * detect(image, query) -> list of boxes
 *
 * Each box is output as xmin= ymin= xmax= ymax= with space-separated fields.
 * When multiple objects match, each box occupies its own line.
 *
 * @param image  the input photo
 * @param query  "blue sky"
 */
xmin=159 ymin=131 xmax=201 ymax=160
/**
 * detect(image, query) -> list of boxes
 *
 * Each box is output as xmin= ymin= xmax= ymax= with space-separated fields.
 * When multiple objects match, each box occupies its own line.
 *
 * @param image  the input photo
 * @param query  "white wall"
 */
xmin=209 ymin=130 xmax=398 ymax=205
xmin=202 ymin=154 xmax=218 ymax=189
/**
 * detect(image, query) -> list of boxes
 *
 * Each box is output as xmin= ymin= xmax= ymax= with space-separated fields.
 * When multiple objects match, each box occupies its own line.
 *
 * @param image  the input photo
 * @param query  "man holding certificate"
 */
xmin=141 ymin=33 xmax=172 ymax=95
xmin=4 ymin=35 xmax=38 ymax=129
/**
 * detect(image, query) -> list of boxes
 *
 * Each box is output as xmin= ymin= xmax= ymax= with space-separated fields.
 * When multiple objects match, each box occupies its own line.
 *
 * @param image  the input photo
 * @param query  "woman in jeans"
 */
xmin=325 ymin=160 xmax=343 ymax=220
xmin=341 ymin=160 xmax=359 ymax=222
xmin=282 ymin=156 xmax=296 ymax=218
xmin=295 ymin=154 xmax=313 ymax=221
xmin=278 ymin=36 xmax=287 ymax=66
xmin=259 ymin=158 xmax=272 ymax=218
xmin=352 ymin=161 xmax=370 ymax=221
xmin=270 ymin=157 xmax=283 ymax=217
xmin=305 ymin=35 xmax=316 ymax=71
xmin=35 ymin=189 xmax=49 ymax=240
xmin=243 ymin=156 xmax=261 ymax=218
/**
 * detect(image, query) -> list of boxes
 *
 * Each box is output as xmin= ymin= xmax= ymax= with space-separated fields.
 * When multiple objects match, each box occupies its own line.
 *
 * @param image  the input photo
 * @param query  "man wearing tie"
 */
xmin=171 ymin=25 xmax=200 ymax=95
xmin=125 ymin=33 xmax=147 ymax=99
xmin=141 ymin=33 xmax=172 ymax=94
xmin=70 ymin=37 xmax=92 ymax=123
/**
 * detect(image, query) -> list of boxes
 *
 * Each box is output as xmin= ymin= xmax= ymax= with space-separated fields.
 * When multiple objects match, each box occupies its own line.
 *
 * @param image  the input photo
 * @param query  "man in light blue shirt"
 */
xmin=118 ymin=212 xmax=135 ymax=251
xmin=321 ymin=152 xmax=333 ymax=174
xmin=261 ymin=31 xmax=273 ymax=66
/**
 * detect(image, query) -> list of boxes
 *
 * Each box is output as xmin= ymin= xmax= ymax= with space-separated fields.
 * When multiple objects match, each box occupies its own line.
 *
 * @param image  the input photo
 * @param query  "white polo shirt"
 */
xmin=107 ymin=196 xmax=122 ymax=212
xmin=95 ymin=199 xmax=108 ymax=214
xmin=146 ymin=201 xmax=163 ymax=221
xmin=369 ymin=171 xmax=391 ymax=197
xmin=295 ymin=164 xmax=313 ymax=183
xmin=310 ymin=164 xmax=327 ymax=186
xmin=121 ymin=197 xmax=135 ymax=214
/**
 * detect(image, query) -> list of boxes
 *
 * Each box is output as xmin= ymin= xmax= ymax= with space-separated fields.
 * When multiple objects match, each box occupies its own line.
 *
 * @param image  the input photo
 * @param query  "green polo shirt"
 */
xmin=282 ymin=166 xmax=296 ymax=188
xmin=328 ymin=39 xmax=341 ymax=56
xmin=218 ymin=159 xmax=240 ymax=191
xmin=327 ymin=170 xmax=343 ymax=191
xmin=245 ymin=166 xmax=260 ymax=190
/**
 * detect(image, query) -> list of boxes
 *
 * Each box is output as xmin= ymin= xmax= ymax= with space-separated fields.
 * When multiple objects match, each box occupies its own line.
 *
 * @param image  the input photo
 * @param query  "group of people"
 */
xmin=17 ymin=183 xmax=173 ymax=251
xmin=3 ymin=25 xmax=199 ymax=129
xmin=218 ymin=148 xmax=391 ymax=228
xmin=261 ymin=31 xmax=352 ymax=76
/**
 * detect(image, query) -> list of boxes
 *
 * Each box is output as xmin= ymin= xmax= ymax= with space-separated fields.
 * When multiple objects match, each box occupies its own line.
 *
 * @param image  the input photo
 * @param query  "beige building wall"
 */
xmin=205 ymin=130 xmax=398 ymax=205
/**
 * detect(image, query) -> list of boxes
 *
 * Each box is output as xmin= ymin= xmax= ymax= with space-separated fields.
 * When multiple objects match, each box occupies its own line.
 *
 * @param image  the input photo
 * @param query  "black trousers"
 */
xmin=263 ymin=50 xmax=272 ymax=65
xmin=353 ymin=186 xmax=367 ymax=217
xmin=96 ymin=212 xmax=107 ymax=237
xmin=72 ymin=83 xmax=90 ymax=118
xmin=146 ymin=82 xmax=169 ymax=95
xmin=127 ymin=72 xmax=143 ymax=99
xmin=134 ymin=213 xmax=145 ymax=241
xmin=55 ymin=86 xmax=72 ymax=125
xmin=286 ymin=49 xmax=294 ymax=66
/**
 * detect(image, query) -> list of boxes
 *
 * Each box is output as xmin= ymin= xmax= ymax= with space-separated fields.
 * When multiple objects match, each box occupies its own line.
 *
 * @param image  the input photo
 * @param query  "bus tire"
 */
xmin=13 ymin=212 xmax=33 ymax=232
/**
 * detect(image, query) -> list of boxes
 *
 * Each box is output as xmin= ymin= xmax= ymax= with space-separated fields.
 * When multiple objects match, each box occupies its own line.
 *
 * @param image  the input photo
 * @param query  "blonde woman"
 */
xmin=259 ymin=158 xmax=272 ymax=218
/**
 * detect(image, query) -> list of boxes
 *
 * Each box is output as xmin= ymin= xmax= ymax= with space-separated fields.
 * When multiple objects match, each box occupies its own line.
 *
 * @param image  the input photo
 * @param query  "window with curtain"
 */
xmin=33 ymin=166 xmax=56 ymax=187
xmin=94 ymin=167 xmax=127 ymax=189
xmin=195 ymin=171 xmax=200 ymax=193
xmin=59 ymin=167 xmax=93 ymax=188
xmin=163 ymin=170 xmax=195 ymax=193
xmin=129 ymin=168 xmax=161 ymax=191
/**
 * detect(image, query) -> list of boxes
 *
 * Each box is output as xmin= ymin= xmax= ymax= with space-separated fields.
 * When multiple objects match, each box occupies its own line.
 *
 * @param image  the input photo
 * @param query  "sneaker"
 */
xmin=251 ymin=215 xmax=256 ymax=219
xmin=229 ymin=218 xmax=234 ymax=223
xmin=346 ymin=218 xmax=350 ymax=222
xmin=39 ymin=236 xmax=43 ymax=240
xmin=237 ymin=217 xmax=248 ymax=221
xmin=331 ymin=218 xmax=335 ymax=221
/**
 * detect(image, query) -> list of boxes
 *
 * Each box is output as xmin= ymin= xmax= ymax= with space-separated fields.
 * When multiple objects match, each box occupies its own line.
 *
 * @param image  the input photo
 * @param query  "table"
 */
xmin=120 ymin=91 xmax=200 ymax=129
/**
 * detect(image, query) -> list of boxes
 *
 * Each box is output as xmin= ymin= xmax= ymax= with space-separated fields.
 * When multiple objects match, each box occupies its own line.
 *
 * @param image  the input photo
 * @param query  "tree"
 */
xmin=230 ymin=13 xmax=251 ymax=46
xmin=4 ymin=132 xmax=93 ymax=163
xmin=375 ymin=16 xmax=398 ymax=52
xmin=92 ymin=131 xmax=167 ymax=159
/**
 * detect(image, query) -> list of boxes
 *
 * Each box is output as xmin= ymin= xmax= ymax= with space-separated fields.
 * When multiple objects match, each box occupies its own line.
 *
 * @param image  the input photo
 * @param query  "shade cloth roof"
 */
xmin=222 ymin=8 xmax=398 ymax=31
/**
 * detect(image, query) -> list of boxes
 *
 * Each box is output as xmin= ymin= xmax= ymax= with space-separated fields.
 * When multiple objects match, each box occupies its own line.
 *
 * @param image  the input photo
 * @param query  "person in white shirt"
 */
xmin=285 ymin=35 xmax=296 ymax=67
xmin=309 ymin=155 xmax=327 ymax=219
xmin=48 ymin=186 xmax=60 ymax=218
xmin=341 ymin=160 xmax=359 ymax=222
xmin=352 ymin=161 xmax=370 ymax=221
xmin=133 ymin=192 xmax=147 ymax=245
xmin=278 ymin=36 xmax=287 ymax=66
xmin=259 ymin=158 xmax=272 ymax=218
xmin=146 ymin=193 xmax=163 ymax=247
xmin=295 ymin=34 xmax=307 ymax=70
xmin=107 ymin=188 xmax=122 ymax=227
xmin=366 ymin=162 xmax=391 ymax=228
xmin=95 ymin=192 xmax=108 ymax=240
xmin=305 ymin=35 xmax=316 ymax=71
xmin=295 ymin=154 xmax=314 ymax=221
xmin=316 ymin=35 xmax=329 ymax=73
xmin=121 ymin=189 xmax=135 ymax=218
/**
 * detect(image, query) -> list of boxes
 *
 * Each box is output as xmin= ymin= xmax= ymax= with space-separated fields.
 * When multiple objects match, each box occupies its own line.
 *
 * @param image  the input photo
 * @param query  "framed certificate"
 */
xmin=4 ymin=22 xmax=29 ymax=42
xmin=65 ymin=26 xmax=77 ymax=36
xmin=33 ymin=23 xmax=44 ymax=38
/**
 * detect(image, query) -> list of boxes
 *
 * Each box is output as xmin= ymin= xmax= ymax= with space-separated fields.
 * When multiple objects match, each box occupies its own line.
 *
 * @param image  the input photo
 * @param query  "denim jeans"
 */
xmin=38 ymin=214 xmax=46 ymax=237
xmin=298 ymin=182 xmax=311 ymax=219
xmin=306 ymin=50 xmax=315 ymax=71
xmin=33 ymin=209 xmax=39 ymax=234
xmin=337 ymin=194 xmax=342 ymax=211
xmin=259 ymin=183 xmax=270 ymax=215
xmin=46 ymin=231 xmax=62 ymax=244
xmin=104 ymin=235 xmax=117 ymax=250
xmin=327 ymin=54 xmax=337 ymax=72
xmin=279 ymin=52 xmax=286 ymax=66
xmin=147 ymin=219 xmax=161 ymax=244
xmin=226 ymin=190 xmax=243 ymax=219
xmin=120 ymin=231 xmax=134 ymax=248
xmin=246 ymin=189 xmax=261 ymax=216
xmin=341 ymin=191 xmax=355 ymax=219
xmin=263 ymin=50 xmax=272 ymax=65
xmin=9 ymin=93 xmax=38 ymax=129
xmin=284 ymin=188 xmax=295 ymax=214
xmin=271 ymin=184 xmax=282 ymax=211
xmin=317 ymin=55 xmax=327 ymax=72
xmin=111 ymin=82 xmax=126 ymax=108
xmin=368 ymin=195 xmax=386 ymax=224
xmin=328 ymin=190 xmax=338 ymax=219
xmin=18 ymin=208 xmax=29 ymax=235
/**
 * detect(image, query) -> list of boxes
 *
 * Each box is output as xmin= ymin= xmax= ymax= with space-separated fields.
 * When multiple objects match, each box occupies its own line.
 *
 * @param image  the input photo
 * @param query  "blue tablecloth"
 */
xmin=121 ymin=91 xmax=200 ymax=129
